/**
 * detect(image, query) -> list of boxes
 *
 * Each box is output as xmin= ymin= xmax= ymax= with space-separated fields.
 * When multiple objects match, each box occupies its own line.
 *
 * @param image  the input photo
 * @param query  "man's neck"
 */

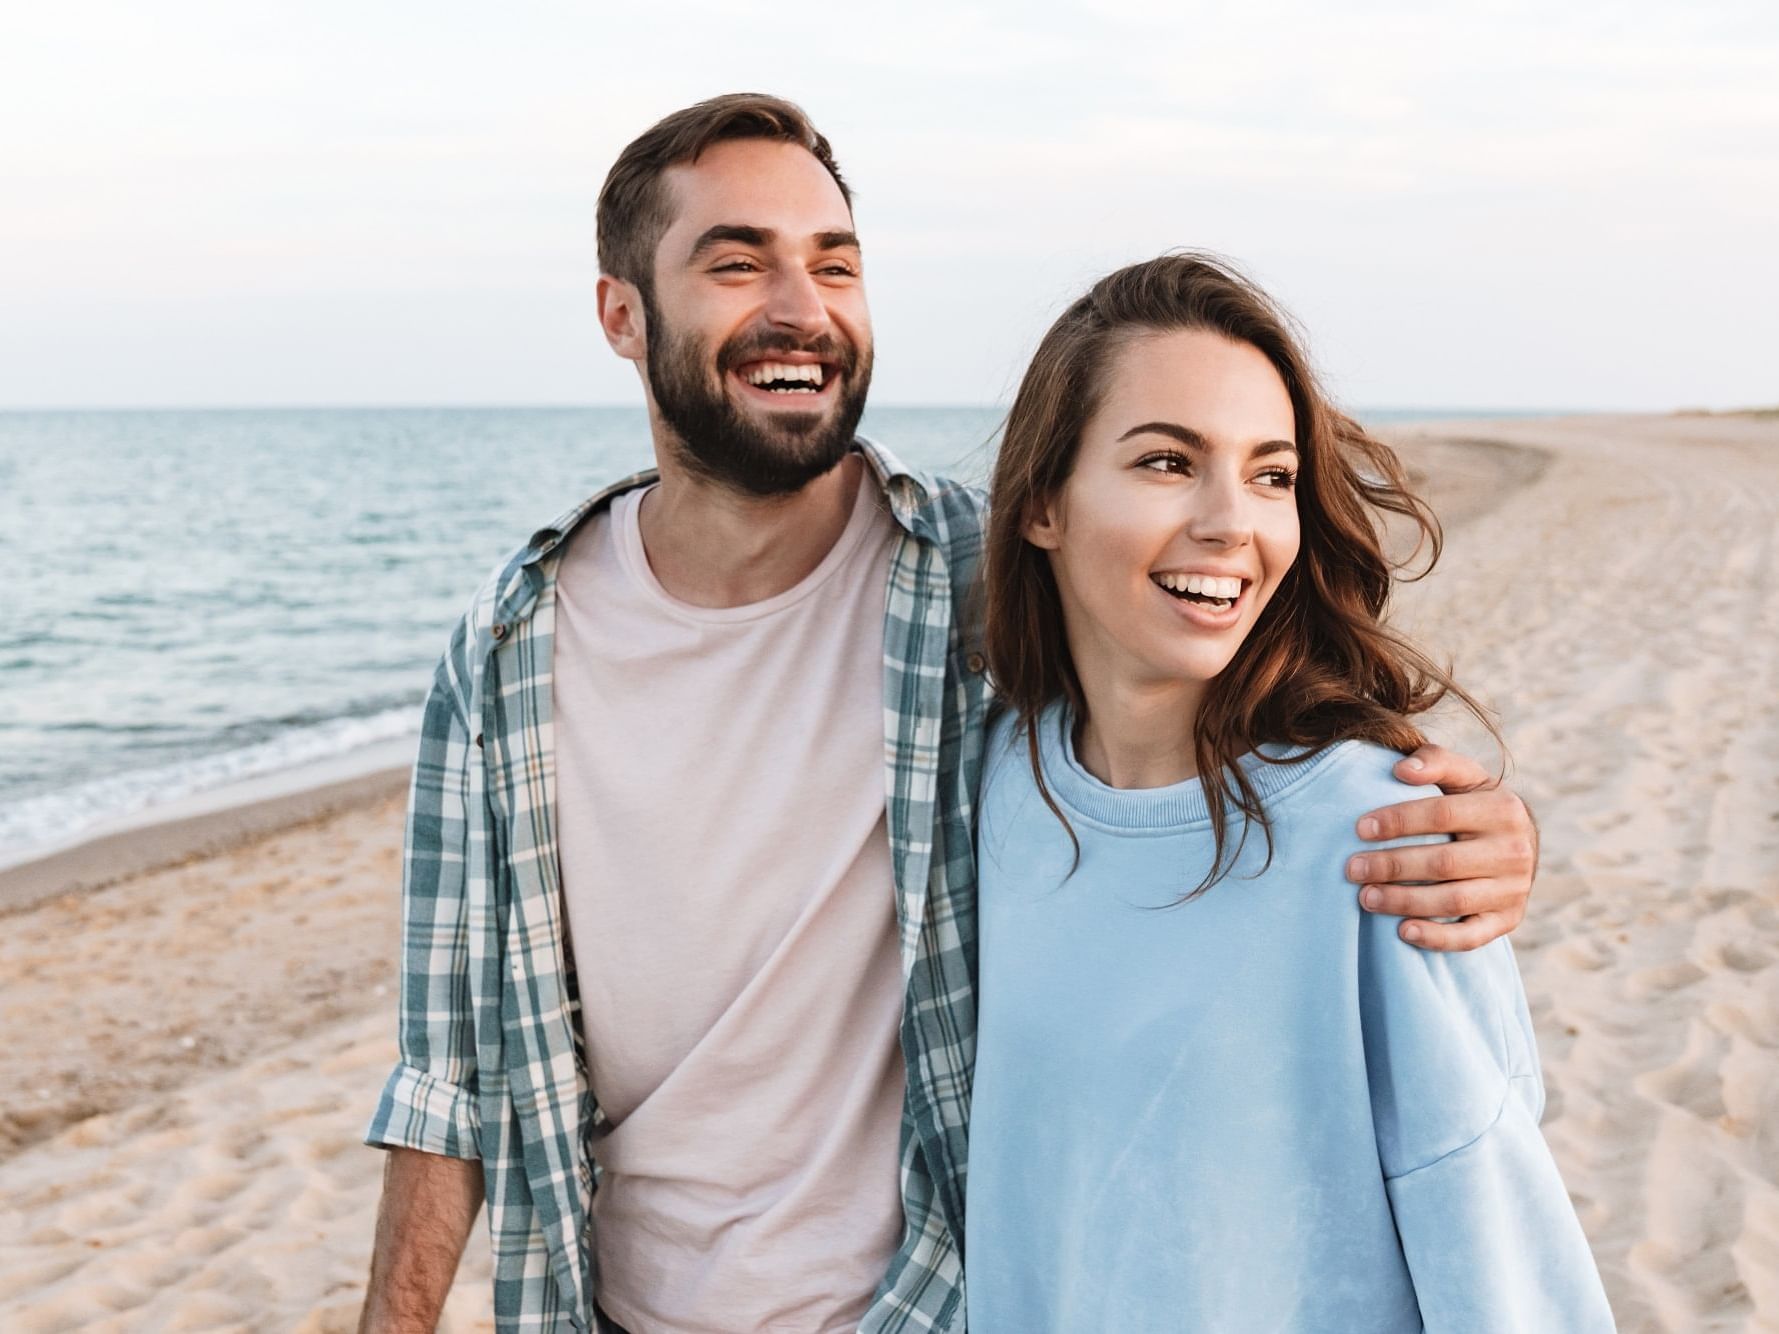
xmin=637 ymin=446 xmax=865 ymax=609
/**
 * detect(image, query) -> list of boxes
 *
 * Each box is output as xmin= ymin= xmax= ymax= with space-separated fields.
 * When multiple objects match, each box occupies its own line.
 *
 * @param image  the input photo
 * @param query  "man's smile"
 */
xmin=729 ymin=355 xmax=842 ymax=406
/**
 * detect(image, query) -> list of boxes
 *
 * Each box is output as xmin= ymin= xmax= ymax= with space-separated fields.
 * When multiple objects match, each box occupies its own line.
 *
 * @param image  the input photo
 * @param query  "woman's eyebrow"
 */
xmin=1117 ymin=421 xmax=1297 ymax=457
xmin=1118 ymin=420 xmax=1207 ymax=449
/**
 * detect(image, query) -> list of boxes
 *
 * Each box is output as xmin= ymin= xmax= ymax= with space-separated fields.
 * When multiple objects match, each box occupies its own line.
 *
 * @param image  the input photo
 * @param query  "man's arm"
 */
xmin=359 ymin=1148 xmax=485 ymax=1333
xmin=1348 ymin=743 xmax=1539 ymax=953
xmin=360 ymin=627 xmax=488 ymax=1325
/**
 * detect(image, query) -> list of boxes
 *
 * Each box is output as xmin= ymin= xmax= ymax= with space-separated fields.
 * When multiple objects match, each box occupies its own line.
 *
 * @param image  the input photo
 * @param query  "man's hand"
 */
xmin=1348 ymin=742 xmax=1538 ymax=953
xmin=358 ymin=1147 xmax=484 ymax=1333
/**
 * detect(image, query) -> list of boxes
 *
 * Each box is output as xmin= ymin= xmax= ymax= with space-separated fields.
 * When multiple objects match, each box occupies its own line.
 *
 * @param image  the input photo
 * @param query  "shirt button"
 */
xmin=491 ymin=623 xmax=508 ymax=640
xmin=966 ymin=652 xmax=986 ymax=674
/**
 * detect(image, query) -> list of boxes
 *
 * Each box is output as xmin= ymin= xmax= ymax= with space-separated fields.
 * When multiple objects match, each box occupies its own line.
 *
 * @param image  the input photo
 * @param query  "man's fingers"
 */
xmin=1359 ymin=878 xmax=1508 ymax=921
xmin=1397 ymin=911 xmax=1514 ymax=953
xmin=1356 ymin=786 xmax=1526 ymax=844
xmin=1347 ymin=834 xmax=1532 ymax=889
xmin=1394 ymin=742 xmax=1495 ymax=795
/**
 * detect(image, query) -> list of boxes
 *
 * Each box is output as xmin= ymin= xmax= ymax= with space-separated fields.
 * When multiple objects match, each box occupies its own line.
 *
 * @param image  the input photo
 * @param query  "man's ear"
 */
xmin=1021 ymin=492 xmax=1064 ymax=550
xmin=596 ymin=275 xmax=647 ymax=362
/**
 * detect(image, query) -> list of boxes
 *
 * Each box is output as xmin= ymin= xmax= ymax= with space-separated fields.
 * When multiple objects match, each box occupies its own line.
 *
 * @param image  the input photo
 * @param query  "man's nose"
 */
xmin=762 ymin=266 xmax=830 ymax=337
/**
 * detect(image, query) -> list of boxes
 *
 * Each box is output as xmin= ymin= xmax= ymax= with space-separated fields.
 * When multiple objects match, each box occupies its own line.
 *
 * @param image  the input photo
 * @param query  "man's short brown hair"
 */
xmin=596 ymin=93 xmax=852 ymax=303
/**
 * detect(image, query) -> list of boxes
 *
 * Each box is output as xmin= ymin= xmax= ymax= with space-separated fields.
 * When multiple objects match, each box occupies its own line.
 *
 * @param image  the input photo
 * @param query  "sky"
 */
xmin=1 ymin=0 xmax=1774 ymax=412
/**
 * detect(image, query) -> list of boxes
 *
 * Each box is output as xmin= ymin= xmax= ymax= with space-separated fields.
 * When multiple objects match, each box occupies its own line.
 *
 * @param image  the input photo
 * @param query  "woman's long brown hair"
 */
xmin=984 ymin=252 xmax=1500 ymax=898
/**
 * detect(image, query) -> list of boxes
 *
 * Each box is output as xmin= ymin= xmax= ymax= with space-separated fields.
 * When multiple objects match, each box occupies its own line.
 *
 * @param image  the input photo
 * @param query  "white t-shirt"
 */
xmin=552 ymin=468 xmax=906 ymax=1334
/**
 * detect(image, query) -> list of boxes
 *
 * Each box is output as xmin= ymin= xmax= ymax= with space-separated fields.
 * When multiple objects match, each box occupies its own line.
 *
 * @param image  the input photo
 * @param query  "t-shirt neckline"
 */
xmin=614 ymin=463 xmax=884 ymax=625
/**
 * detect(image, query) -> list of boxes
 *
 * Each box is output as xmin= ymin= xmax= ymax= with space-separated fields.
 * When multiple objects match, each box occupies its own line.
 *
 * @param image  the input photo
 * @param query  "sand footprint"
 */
xmin=1624 ymin=960 xmax=1707 ymax=1001
xmin=1630 ymin=1115 xmax=1754 ymax=1329
xmin=0 ymin=1252 xmax=92 ymax=1303
xmin=146 ymin=1288 xmax=257 ymax=1332
xmin=287 ymin=1185 xmax=366 ymax=1226
xmin=168 ymin=1222 xmax=247 ymax=1257
xmin=1705 ymin=991 xmax=1779 ymax=1050
xmin=1716 ymin=1035 xmax=1779 ymax=1146
xmin=1715 ymin=940 xmax=1774 ymax=974
xmin=1551 ymin=936 xmax=1619 ymax=973
xmin=1636 ymin=1020 xmax=1730 ymax=1123
xmin=1733 ymin=1189 xmax=1779 ymax=1322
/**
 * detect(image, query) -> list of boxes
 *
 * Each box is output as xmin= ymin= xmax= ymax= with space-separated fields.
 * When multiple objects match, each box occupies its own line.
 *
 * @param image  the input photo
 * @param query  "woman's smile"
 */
xmin=1150 ymin=570 xmax=1250 ymax=628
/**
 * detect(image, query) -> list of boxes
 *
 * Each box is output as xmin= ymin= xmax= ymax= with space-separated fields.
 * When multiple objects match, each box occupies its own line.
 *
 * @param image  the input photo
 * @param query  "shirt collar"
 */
xmin=517 ymin=434 xmax=938 ymax=569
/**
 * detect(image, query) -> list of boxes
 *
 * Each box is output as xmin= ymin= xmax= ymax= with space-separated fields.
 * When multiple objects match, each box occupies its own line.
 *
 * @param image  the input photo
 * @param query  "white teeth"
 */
xmin=1155 ymin=573 xmax=1242 ymax=600
xmin=744 ymin=361 xmax=825 ymax=386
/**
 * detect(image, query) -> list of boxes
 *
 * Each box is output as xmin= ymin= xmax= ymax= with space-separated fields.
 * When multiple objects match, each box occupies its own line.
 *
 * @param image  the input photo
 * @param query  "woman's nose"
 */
xmin=1184 ymin=478 xmax=1251 ymax=548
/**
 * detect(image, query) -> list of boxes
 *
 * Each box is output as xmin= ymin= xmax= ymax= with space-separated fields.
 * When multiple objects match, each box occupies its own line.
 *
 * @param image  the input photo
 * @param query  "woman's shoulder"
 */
xmin=985 ymin=702 xmax=1021 ymax=757
xmin=982 ymin=705 xmax=1029 ymax=792
xmin=976 ymin=706 xmax=1078 ymax=886
xmin=1265 ymin=739 xmax=1442 ymax=846
xmin=980 ymin=706 xmax=1038 ymax=813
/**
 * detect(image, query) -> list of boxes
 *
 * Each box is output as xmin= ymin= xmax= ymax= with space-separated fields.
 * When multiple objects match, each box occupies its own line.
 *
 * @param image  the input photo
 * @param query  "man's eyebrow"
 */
xmin=684 ymin=225 xmax=862 ymax=264
xmin=686 ymin=224 xmax=772 ymax=263
xmin=1117 ymin=421 xmax=1298 ymax=457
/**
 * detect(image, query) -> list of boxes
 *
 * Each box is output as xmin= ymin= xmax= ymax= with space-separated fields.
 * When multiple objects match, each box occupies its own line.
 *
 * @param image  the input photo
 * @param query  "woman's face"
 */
xmin=1024 ymin=328 xmax=1302 ymax=700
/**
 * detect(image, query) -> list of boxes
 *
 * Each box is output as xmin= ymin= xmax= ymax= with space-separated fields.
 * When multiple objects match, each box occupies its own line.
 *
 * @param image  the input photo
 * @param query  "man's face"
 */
xmin=641 ymin=138 xmax=873 ymax=496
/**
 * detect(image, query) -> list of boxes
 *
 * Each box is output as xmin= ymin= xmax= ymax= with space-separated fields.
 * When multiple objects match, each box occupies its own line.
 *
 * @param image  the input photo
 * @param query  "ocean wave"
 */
xmin=0 ymin=707 xmax=421 ymax=861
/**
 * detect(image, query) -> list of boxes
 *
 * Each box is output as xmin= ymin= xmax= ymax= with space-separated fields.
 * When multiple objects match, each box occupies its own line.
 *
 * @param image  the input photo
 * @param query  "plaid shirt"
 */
xmin=365 ymin=438 xmax=988 ymax=1332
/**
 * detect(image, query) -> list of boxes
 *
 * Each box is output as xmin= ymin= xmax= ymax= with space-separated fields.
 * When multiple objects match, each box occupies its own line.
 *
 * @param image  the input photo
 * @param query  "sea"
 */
xmin=0 ymin=405 xmax=1541 ymax=863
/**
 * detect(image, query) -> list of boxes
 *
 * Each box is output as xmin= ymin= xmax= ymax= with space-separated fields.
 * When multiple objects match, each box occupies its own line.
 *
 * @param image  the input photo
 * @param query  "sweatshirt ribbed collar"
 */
xmin=1034 ymin=703 xmax=1343 ymax=832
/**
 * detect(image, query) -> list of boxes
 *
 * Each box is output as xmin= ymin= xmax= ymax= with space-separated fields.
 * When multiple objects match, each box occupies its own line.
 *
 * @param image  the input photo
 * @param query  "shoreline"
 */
xmin=0 ymin=737 xmax=415 ymax=914
xmin=0 ymin=417 xmax=1558 ymax=918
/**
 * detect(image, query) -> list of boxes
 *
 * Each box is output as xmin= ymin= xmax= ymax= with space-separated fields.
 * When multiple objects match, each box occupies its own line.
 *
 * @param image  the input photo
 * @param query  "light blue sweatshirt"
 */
xmin=966 ymin=707 xmax=1614 ymax=1333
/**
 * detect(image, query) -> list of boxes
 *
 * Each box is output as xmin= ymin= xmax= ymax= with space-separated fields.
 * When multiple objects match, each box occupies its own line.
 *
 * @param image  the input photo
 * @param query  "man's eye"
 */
xmin=712 ymin=260 xmax=759 ymax=273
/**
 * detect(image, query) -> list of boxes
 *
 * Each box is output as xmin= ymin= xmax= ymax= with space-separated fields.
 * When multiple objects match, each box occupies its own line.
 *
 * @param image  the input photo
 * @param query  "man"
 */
xmin=359 ymin=94 xmax=1539 ymax=1334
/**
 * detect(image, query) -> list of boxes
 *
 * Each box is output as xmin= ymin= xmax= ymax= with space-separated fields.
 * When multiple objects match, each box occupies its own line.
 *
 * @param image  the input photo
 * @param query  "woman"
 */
xmin=967 ymin=254 xmax=1613 ymax=1331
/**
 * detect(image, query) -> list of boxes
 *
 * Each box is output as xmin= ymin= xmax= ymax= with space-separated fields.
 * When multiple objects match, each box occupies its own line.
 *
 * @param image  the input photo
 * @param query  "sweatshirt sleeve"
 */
xmin=1358 ymin=915 xmax=1615 ymax=1330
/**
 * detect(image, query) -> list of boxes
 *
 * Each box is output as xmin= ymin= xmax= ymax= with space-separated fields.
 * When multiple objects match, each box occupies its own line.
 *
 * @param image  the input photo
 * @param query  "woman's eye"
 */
xmin=1140 ymin=452 xmax=1191 ymax=475
xmin=1257 ymin=468 xmax=1297 ymax=489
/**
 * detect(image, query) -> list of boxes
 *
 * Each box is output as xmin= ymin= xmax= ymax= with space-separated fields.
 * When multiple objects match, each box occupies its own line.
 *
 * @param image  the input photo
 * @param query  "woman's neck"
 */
xmin=1072 ymin=674 xmax=1203 ymax=790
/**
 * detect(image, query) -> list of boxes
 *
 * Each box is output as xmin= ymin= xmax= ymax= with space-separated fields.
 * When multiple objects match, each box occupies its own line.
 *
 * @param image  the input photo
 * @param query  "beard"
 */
xmin=643 ymin=302 xmax=872 ymax=498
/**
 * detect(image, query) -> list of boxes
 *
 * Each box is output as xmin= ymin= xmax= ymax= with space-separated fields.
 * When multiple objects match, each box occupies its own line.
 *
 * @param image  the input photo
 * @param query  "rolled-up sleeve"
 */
xmin=1361 ymin=920 xmax=1615 ymax=1331
xmin=365 ymin=634 xmax=482 ymax=1161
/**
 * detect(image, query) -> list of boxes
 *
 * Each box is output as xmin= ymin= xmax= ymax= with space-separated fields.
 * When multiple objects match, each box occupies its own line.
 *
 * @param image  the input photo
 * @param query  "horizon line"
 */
xmin=0 ymin=400 xmax=1620 ymax=417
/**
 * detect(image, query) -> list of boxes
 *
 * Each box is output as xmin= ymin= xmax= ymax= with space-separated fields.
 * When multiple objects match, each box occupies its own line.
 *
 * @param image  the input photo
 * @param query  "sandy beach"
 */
xmin=2 ymin=411 xmax=1775 ymax=1332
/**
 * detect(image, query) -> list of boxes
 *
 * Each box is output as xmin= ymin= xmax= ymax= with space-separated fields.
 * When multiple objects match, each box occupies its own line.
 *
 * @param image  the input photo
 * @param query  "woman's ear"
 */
xmin=1021 ymin=493 xmax=1064 ymax=551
